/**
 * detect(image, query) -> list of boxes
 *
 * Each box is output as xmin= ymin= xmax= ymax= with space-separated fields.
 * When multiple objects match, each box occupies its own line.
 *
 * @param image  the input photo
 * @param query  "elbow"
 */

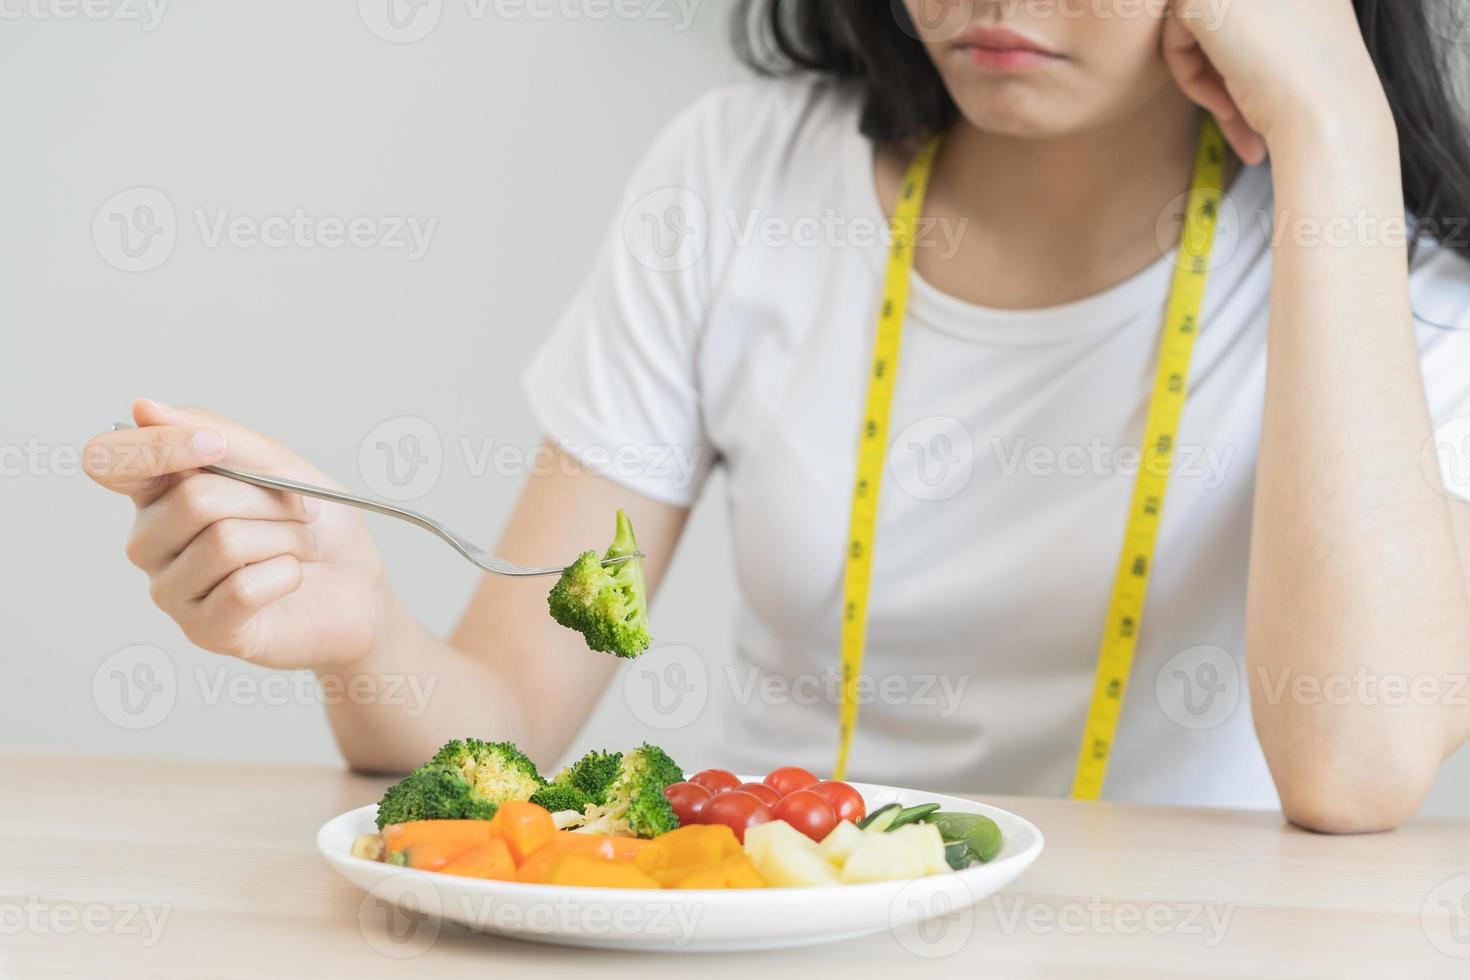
xmin=1272 ymin=755 xmax=1436 ymax=835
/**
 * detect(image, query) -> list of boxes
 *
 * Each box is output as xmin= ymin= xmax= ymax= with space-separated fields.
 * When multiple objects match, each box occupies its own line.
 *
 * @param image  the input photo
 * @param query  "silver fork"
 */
xmin=111 ymin=422 xmax=637 ymax=578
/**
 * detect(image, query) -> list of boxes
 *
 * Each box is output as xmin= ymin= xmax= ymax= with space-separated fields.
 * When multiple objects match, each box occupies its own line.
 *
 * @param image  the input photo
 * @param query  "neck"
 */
xmin=905 ymin=85 xmax=1228 ymax=309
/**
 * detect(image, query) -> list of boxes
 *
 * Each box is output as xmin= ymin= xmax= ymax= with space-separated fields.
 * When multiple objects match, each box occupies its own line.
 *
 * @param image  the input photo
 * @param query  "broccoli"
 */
xmin=578 ymin=743 xmax=685 ymax=839
xmin=528 ymin=783 xmax=593 ymax=815
xmin=374 ymin=766 xmax=500 ymax=829
xmin=375 ymin=738 xmax=545 ymax=830
xmin=430 ymin=738 xmax=545 ymax=800
xmin=547 ymin=510 xmax=652 ymax=658
xmin=550 ymin=749 xmax=625 ymax=806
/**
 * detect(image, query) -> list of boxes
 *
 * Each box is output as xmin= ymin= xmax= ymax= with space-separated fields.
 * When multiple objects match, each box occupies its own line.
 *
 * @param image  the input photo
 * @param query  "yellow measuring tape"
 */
xmin=834 ymin=117 xmax=1227 ymax=800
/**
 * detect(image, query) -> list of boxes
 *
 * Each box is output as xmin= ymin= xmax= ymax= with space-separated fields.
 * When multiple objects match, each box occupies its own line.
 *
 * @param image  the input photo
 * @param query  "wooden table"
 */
xmin=3 ymin=754 xmax=1467 ymax=978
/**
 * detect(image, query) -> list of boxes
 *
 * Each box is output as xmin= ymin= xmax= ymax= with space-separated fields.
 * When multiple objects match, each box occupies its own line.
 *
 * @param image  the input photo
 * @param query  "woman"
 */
xmin=84 ymin=1 xmax=1470 ymax=832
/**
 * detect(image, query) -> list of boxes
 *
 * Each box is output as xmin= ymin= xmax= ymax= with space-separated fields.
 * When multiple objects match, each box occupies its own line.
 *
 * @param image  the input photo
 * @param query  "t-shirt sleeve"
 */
xmin=1412 ymin=244 xmax=1470 ymax=505
xmin=523 ymin=90 xmax=730 ymax=508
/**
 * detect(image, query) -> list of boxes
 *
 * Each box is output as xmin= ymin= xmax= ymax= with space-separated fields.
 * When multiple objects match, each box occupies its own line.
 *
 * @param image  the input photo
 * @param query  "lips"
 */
xmin=953 ymin=25 xmax=1061 ymax=70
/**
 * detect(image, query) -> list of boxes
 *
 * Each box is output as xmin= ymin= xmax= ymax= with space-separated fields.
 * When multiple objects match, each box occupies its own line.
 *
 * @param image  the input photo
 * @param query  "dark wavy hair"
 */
xmin=734 ymin=0 xmax=1470 ymax=259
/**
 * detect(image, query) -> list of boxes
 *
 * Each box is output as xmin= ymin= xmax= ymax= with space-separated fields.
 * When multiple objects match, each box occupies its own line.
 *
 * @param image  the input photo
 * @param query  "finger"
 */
xmin=150 ymin=519 xmax=319 ymax=609
xmin=128 ymin=473 xmax=320 ymax=573
xmin=1161 ymin=29 xmax=1268 ymax=166
xmin=133 ymin=399 xmax=301 ymax=473
xmin=185 ymin=554 xmax=304 ymax=658
xmin=83 ymin=418 xmax=226 ymax=503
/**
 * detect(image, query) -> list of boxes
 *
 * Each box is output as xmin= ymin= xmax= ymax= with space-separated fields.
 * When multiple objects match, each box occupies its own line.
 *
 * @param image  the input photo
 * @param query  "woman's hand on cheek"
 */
xmin=1161 ymin=0 xmax=1393 ymax=164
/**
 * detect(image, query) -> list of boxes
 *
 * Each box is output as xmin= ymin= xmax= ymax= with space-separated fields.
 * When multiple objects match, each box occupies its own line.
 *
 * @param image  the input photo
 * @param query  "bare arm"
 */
xmin=321 ymin=444 xmax=688 ymax=773
xmin=1246 ymin=114 xmax=1470 ymax=832
xmin=1167 ymin=0 xmax=1470 ymax=832
xmin=84 ymin=400 xmax=688 ymax=776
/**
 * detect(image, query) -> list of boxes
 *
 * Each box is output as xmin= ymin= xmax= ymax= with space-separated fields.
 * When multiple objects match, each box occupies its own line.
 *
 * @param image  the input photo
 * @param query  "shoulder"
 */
xmin=671 ymin=74 xmax=863 ymax=151
xmin=632 ymin=76 xmax=864 ymax=200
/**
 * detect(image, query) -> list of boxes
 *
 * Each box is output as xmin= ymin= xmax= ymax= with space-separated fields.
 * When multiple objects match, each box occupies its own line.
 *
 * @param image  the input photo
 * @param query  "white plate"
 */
xmin=317 ymin=780 xmax=1044 ymax=953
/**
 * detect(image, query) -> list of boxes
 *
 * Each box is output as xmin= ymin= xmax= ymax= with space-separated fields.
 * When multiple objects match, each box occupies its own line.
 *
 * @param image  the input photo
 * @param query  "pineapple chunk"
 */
xmin=841 ymin=824 xmax=949 ymax=883
xmin=744 ymin=819 xmax=815 ymax=865
xmin=818 ymin=821 xmax=864 ymax=867
xmin=903 ymin=823 xmax=954 ymax=875
xmin=744 ymin=820 xmax=841 ymax=888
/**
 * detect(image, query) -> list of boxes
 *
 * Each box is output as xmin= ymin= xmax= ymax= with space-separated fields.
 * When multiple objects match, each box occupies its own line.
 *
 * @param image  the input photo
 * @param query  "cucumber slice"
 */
xmin=857 ymin=802 xmax=902 ymax=831
xmin=886 ymin=803 xmax=942 ymax=831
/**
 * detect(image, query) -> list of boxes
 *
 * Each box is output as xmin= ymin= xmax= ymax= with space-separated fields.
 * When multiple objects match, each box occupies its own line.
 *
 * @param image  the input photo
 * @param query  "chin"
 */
xmin=947 ymin=87 xmax=1082 ymax=140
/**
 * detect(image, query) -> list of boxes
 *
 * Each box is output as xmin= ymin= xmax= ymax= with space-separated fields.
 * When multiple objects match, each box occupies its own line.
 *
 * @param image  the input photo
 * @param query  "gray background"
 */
xmin=3 ymin=0 xmax=1467 ymax=817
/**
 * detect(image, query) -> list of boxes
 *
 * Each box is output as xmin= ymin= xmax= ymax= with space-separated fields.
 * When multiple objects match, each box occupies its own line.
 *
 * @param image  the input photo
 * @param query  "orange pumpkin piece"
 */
xmin=517 ymin=833 xmax=652 ymax=883
xmin=634 ymin=824 xmax=744 ymax=886
xmin=517 ymin=836 xmax=610 ymax=884
xmin=666 ymin=855 xmax=766 ymax=890
xmin=440 ymin=839 xmax=516 ymax=881
xmin=487 ymin=801 xmax=556 ymax=863
xmin=543 ymin=854 xmax=661 ymax=890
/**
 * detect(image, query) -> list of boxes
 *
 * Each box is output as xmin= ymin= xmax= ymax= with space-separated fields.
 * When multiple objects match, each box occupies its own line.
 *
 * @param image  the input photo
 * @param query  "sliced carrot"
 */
xmin=381 ymin=820 xmax=495 ymax=857
xmin=440 ymin=839 xmax=516 ymax=881
xmin=488 ymin=801 xmax=557 ymax=864
xmin=401 ymin=839 xmax=474 ymax=872
xmin=606 ymin=836 xmax=653 ymax=860
xmin=516 ymin=844 xmax=564 ymax=884
xmin=551 ymin=832 xmax=617 ymax=858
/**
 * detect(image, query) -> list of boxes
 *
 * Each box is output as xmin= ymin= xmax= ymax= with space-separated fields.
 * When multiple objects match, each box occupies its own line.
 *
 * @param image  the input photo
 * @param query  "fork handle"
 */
xmin=204 ymin=463 xmax=436 ymax=528
xmin=109 ymin=422 xmax=563 ymax=577
xmin=204 ymin=464 xmax=558 ymax=575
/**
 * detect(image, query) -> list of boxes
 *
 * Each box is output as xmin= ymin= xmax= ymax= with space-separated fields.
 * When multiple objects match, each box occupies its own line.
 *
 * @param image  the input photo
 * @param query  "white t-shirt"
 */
xmin=525 ymin=78 xmax=1470 ymax=808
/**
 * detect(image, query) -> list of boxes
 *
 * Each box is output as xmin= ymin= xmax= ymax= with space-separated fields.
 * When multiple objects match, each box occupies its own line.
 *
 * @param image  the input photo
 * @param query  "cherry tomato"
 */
xmin=810 ymin=780 xmax=866 ymax=824
xmin=736 ymin=782 xmax=782 ymax=807
xmin=663 ymin=781 xmax=713 ymax=826
xmin=699 ymin=790 xmax=772 ymax=844
xmin=691 ymin=769 xmax=742 ymax=794
xmin=763 ymin=766 xmax=819 ymax=798
xmin=770 ymin=790 xmax=837 ymax=842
